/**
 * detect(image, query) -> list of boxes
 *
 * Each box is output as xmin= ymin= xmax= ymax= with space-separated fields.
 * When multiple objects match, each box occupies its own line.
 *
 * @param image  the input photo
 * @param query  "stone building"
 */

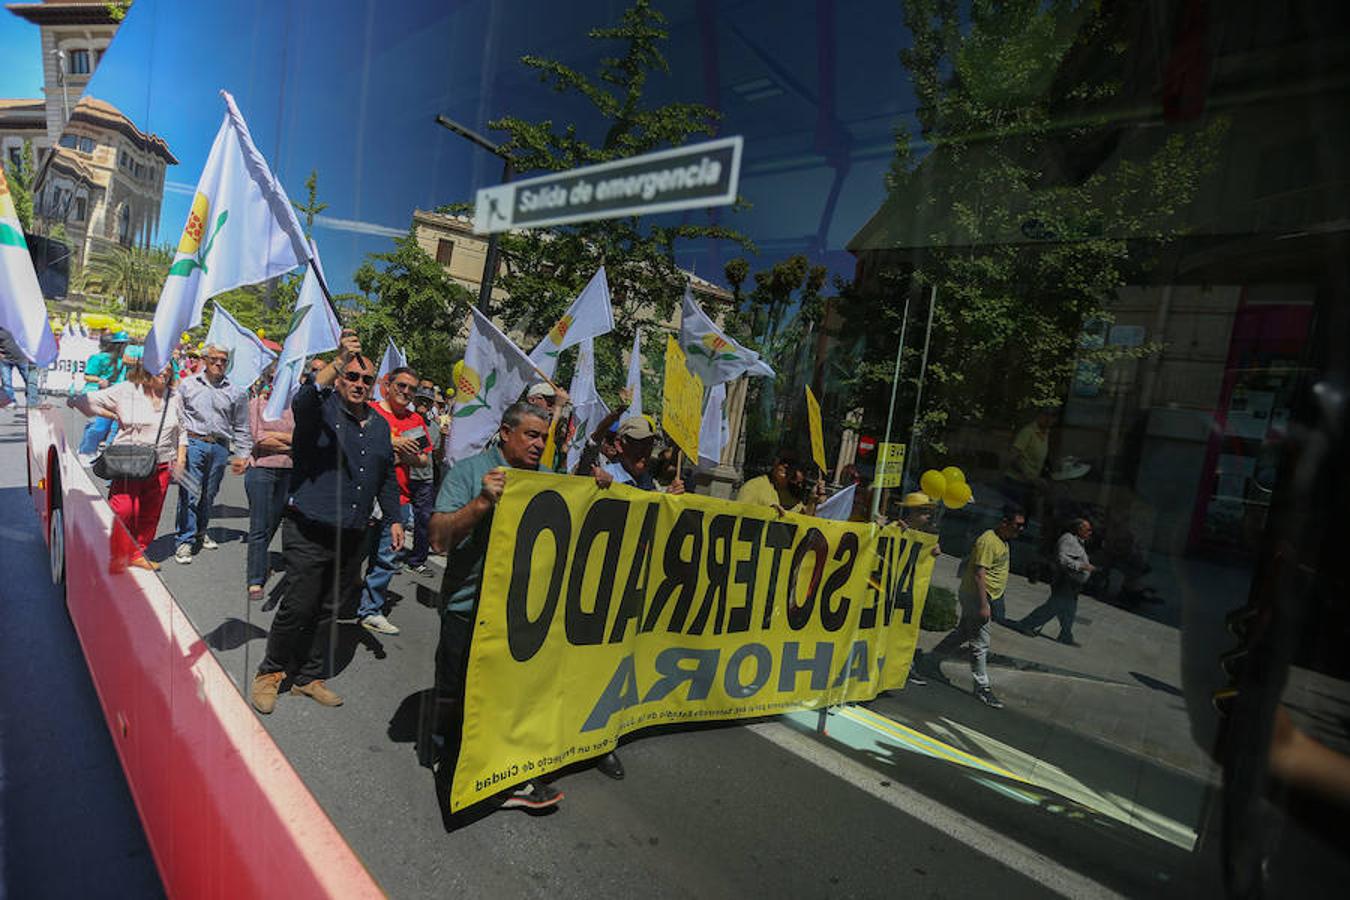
xmin=0 ymin=0 xmax=174 ymax=275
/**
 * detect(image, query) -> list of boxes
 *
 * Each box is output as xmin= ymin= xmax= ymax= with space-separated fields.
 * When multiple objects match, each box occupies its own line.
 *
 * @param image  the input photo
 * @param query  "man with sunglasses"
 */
xmin=173 ymin=342 xmax=252 ymax=564
xmin=354 ymin=365 xmax=430 ymax=635
xmin=251 ymin=331 xmax=403 ymax=714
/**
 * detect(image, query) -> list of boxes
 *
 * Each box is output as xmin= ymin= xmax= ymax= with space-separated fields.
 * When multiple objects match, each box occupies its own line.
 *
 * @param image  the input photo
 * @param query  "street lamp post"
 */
xmin=434 ymin=114 xmax=513 ymax=316
xmin=52 ymin=49 xmax=69 ymax=126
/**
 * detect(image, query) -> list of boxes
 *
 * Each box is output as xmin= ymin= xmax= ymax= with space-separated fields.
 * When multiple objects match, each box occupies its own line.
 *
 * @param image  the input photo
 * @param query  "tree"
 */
xmin=841 ymin=0 xmax=1227 ymax=454
xmin=352 ymin=230 xmax=475 ymax=388
xmin=483 ymin=0 xmax=752 ymax=403
xmin=3 ymin=140 xmax=36 ymax=232
xmin=291 ymin=169 xmax=327 ymax=239
xmin=78 ymin=242 xmax=174 ymax=312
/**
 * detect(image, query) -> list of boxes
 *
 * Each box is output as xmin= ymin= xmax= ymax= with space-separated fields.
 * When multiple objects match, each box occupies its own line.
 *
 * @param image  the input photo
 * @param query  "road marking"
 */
xmin=747 ymin=719 xmax=1128 ymax=900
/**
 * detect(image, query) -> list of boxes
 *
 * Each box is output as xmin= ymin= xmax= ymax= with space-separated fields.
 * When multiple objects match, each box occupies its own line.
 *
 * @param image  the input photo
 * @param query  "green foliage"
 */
xmin=103 ymin=1 xmax=131 ymax=23
xmin=485 ymin=0 xmax=752 ymax=404
xmin=920 ymin=585 xmax=958 ymax=632
xmin=78 ymin=242 xmax=174 ymax=312
xmin=291 ymin=169 xmax=327 ymax=238
xmin=352 ymin=230 xmax=474 ymax=388
xmin=843 ymin=0 xmax=1227 ymax=454
xmin=3 ymin=140 xmax=36 ymax=232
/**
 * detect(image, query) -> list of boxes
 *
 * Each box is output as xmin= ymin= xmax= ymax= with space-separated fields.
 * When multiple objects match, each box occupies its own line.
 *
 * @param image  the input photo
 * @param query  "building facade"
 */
xmin=0 ymin=0 xmax=174 ymax=277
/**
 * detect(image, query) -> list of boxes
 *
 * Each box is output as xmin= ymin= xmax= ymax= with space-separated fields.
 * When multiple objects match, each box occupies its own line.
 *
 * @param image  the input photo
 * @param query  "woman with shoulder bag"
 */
xmin=68 ymin=351 xmax=181 ymax=570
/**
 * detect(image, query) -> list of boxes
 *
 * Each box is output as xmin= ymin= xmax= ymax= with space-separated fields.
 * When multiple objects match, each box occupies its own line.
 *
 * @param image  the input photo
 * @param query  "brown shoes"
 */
xmin=251 ymin=671 xmax=285 ymax=714
xmin=292 ymin=680 xmax=343 ymax=707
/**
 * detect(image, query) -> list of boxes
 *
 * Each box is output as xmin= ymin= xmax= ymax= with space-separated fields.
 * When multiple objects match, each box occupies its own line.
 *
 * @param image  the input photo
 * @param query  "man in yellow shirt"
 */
xmin=1004 ymin=409 xmax=1053 ymax=518
xmin=736 ymin=450 xmax=823 ymax=514
xmin=926 ymin=504 xmax=1026 ymax=709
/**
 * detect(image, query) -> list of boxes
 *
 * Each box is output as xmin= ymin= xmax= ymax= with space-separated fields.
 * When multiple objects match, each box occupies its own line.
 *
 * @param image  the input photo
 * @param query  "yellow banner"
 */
xmin=661 ymin=333 xmax=703 ymax=460
xmin=805 ymin=385 xmax=826 ymax=472
xmin=451 ymin=470 xmax=937 ymax=810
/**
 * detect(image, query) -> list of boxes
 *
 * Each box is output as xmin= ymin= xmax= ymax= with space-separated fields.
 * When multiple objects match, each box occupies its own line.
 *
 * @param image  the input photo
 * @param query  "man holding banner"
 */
xmin=428 ymin=400 xmax=564 ymax=811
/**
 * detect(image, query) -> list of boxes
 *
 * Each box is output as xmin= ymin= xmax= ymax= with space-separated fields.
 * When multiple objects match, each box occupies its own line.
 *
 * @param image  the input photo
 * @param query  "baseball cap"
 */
xmin=899 ymin=491 xmax=936 ymax=508
xmin=110 ymin=330 xmax=130 ymax=343
xmin=526 ymin=382 xmax=556 ymax=399
xmin=412 ymin=386 xmax=436 ymax=404
xmin=617 ymin=416 xmax=656 ymax=441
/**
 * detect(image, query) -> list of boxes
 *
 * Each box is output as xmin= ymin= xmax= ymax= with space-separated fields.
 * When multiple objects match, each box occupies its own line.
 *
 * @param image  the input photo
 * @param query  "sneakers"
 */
xmin=595 ymin=751 xmax=625 ymax=780
xmin=404 ymin=563 xmax=432 ymax=576
xmin=247 ymin=586 xmax=265 ymax=602
xmin=974 ymin=686 xmax=1005 ymax=709
xmin=199 ymin=533 xmax=219 ymax=550
xmin=361 ymin=614 xmax=400 ymax=635
xmin=498 ymin=778 xmax=564 ymax=810
xmin=292 ymin=680 xmax=343 ymax=707
xmin=251 ymin=671 xmax=285 ymax=714
xmin=174 ymin=544 xmax=193 ymax=564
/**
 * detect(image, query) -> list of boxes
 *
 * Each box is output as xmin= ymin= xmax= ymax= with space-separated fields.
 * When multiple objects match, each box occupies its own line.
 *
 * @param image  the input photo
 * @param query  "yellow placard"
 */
xmin=875 ymin=442 xmax=906 ymax=488
xmin=450 ymin=470 xmax=937 ymax=811
xmin=805 ymin=385 xmax=826 ymax=473
xmin=661 ymin=333 xmax=703 ymax=460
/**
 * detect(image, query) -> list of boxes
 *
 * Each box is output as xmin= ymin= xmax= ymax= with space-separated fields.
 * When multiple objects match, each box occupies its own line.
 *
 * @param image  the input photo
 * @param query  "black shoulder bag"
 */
xmin=93 ymin=385 xmax=172 ymax=482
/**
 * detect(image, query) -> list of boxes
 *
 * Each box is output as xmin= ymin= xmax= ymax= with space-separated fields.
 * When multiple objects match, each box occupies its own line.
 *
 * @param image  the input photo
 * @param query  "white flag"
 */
xmin=0 ymin=167 xmax=57 ymax=365
xmin=696 ymin=382 xmax=729 ymax=469
xmin=528 ymin=266 xmax=615 ymax=379
xmin=143 ymin=91 xmax=308 ymax=375
xmin=265 ymin=242 xmax=341 ymax=420
xmin=625 ymin=328 xmax=644 ymax=420
xmin=375 ymin=337 xmax=408 ymax=400
xmin=204 ymin=301 xmax=277 ymax=390
xmin=815 ymin=483 xmax=857 ymax=521
xmin=447 ymin=308 xmax=536 ymax=463
xmin=679 ymin=284 xmax=773 ymax=386
xmin=566 ymin=337 xmax=611 ymax=473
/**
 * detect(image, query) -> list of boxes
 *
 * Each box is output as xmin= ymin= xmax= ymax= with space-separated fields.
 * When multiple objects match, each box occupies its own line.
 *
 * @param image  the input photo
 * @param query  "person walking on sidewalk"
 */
xmin=354 ymin=366 xmax=429 ymax=635
xmin=243 ymin=388 xmax=294 ymax=601
xmin=250 ymin=332 xmax=402 ymax=714
xmin=0 ymin=325 xmax=40 ymax=411
xmin=1015 ymin=518 xmax=1093 ymax=646
xmin=927 ymin=504 xmax=1025 ymax=709
xmin=172 ymin=343 xmax=251 ymax=564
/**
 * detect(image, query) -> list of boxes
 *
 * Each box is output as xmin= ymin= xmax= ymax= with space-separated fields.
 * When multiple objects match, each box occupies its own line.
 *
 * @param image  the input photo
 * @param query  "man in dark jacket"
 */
xmin=250 ymin=330 xmax=403 ymax=714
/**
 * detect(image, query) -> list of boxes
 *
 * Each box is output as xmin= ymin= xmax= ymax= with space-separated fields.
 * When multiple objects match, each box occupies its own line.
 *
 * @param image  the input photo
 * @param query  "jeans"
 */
xmin=244 ymin=465 xmax=291 ymax=588
xmin=175 ymin=438 xmax=229 ymax=547
xmin=930 ymin=589 xmax=997 ymax=688
xmin=78 ymin=414 xmax=120 ymax=455
xmin=0 ymin=361 xmax=39 ymax=406
xmin=258 ymin=514 xmax=367 ymax=685
xmin=1018 ymin=576 xmax=1080 ymax=641
xmin=357 ymin=501 xmax=413 ymax=619
xmin=406 ymin=478 xmax=436 ymax=566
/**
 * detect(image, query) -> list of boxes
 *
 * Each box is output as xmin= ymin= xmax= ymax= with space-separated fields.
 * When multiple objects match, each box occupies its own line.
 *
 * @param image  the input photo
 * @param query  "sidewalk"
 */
xmin=915 ymin=554 xmax=1221 ymax=783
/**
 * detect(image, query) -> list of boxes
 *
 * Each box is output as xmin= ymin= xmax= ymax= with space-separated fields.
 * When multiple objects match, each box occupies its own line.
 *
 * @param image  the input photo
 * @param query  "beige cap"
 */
xmin=526 ymin=382 xmax=556 ymax=399
xmin=899 ymin=491 xmax=936 ymax=508
xmin=617 ymin=416 xmax=657 ymax=441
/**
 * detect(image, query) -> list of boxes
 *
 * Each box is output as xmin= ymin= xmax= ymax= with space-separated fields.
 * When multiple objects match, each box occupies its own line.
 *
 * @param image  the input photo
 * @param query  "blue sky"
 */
xmin=10 ymin=0 xmax=921 ymax=298
xmin=0 ymin=13 xmax=41 ymax=99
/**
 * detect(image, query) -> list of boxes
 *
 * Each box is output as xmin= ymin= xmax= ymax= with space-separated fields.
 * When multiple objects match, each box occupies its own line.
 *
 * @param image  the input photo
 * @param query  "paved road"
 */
xmin=33 ymin=404 xmax=1234 ymax=898
xmin=0 ymin=407 xmax=162 ymax=898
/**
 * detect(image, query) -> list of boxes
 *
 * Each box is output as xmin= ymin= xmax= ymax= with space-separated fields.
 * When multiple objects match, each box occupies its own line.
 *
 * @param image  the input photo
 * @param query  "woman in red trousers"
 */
xmin=69 ymin=352 xmax=182 ymax=570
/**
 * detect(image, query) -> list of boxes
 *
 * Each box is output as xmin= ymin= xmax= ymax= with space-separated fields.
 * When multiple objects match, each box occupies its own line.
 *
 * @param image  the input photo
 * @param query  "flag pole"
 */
xmin=870 ymin=290 xmax=911 ymax=522
xmin=304 ymin=254 xmax=345 ymax=328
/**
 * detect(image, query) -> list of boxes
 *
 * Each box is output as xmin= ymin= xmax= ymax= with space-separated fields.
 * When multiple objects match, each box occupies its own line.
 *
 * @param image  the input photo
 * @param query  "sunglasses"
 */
xmin=343 ymin=370 xmax=377 ymax=385
xmin=390 ymin=381 xmax=417 ymax=393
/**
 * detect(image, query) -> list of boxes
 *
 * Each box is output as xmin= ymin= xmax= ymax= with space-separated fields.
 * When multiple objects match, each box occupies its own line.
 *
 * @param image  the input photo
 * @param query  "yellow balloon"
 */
xmin=920 ymin=469 xmax=947 ymax=500
xmin=256 ymin=328 xmax=266 ymax=338
xmin=943 ymin=480 xmax=973 ymax=509
xmin=941 ymin=465 xmax=966 ymax=485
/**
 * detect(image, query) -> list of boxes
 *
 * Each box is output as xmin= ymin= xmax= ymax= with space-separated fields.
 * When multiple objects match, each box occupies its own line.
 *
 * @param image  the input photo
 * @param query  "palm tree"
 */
xmin=79 ymin=243 xmax=174 ymax=312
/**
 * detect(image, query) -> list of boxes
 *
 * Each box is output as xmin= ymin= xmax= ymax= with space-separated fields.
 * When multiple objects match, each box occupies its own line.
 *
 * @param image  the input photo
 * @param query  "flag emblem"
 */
xmin=453 ymin=365 xmax=497 ymax=418
xmin=169 ymin=192 xmax=228 ymax=278
xmin=0 ymin=173 xmax=24 ymax=248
